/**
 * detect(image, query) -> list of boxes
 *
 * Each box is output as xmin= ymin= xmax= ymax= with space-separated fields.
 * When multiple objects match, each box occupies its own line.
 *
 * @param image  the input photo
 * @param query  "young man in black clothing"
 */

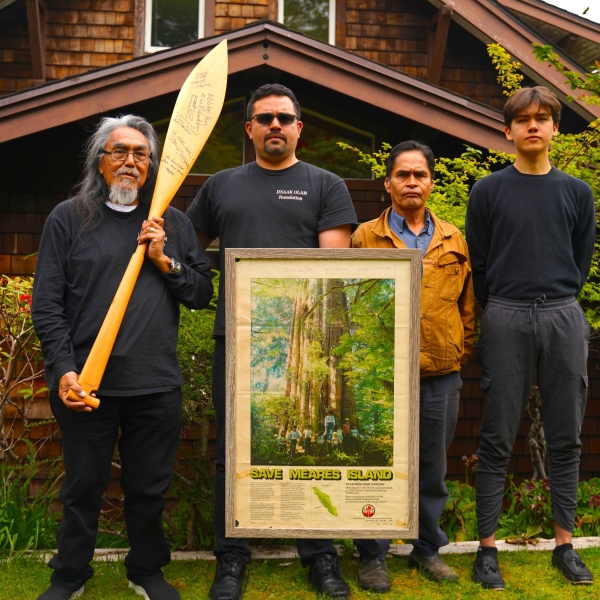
xmin=32 ymin=116 xmax=214 ymax=600
xmin=466 ymin=86 xmax=595 ymax=589
xmin=187 ymin=84 xmax=385 ymax=600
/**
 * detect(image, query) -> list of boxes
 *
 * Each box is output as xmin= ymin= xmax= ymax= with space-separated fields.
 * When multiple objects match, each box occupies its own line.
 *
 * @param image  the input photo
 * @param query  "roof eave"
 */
xmin=428 ymin=0 xmax=599 ymax=122
xmin=497 ymin=0 xmax=600 ymax=44
xmin=0 ymin=20 xmax=511 ymax=152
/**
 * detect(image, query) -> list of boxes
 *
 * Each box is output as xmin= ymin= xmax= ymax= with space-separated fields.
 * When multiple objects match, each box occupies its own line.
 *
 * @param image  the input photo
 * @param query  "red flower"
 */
xmin=19 ymin=294 xmax=32 ymax=304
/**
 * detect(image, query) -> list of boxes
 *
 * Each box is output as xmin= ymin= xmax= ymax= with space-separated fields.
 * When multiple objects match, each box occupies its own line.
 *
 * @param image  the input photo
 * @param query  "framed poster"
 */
xmin=225 ymin=248 xmax=421 ymax=539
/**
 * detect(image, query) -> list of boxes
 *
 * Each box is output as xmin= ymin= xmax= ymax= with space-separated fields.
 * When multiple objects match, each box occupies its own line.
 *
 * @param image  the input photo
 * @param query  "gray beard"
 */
xmin=109 ymin=182 xmax=138 ymax=205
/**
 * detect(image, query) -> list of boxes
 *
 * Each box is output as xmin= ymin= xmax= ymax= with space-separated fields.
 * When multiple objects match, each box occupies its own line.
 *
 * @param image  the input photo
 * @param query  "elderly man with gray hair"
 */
xmin=32 ymin=115 xmax=213 ymax=600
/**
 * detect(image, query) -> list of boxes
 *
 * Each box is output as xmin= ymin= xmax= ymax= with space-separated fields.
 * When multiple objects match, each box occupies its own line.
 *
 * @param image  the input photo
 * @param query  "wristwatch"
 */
xmin=169 ymin=258 xmax=182 ymax=274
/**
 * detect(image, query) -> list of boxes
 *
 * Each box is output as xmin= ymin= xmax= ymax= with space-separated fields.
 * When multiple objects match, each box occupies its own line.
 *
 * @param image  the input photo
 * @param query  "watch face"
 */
xmin=171 ymin=259 xmax=182 ymax=274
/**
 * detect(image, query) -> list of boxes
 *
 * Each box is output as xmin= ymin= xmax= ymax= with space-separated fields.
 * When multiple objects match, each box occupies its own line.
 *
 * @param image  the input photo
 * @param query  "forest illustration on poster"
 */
xmin=250 ymin=277 xmax=395 ymax=467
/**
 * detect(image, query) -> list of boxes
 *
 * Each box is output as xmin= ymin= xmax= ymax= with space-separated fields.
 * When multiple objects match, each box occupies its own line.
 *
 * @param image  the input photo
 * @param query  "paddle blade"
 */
xmin=150 ymin=39 xmax=228 ymax=217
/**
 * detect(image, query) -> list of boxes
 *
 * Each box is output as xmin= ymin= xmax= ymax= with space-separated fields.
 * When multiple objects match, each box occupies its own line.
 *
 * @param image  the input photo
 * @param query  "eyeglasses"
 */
xmin=102 ymin=149 xmax=150 ymax=163
xmin=251 ymin=113 xmax=298 ymax=126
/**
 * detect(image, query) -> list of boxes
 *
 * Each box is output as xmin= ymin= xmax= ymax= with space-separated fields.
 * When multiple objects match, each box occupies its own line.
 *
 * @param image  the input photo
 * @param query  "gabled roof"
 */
xmin=0 ymin=20 xmax=513 ymax=151
xmin=497 ymin=0 xmax=600 ymax=44
xmin=428 ymin=0 xmax=600 ymax=121
xmin=497 ymin=0 xmax=600 ymax=69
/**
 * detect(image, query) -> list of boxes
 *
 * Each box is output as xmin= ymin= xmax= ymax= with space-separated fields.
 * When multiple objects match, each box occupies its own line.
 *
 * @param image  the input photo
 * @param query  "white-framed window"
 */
xmin=145 ymin=0 xmax=206 ymax=53
xmin=278 ymin=0 xmax=336 ymax=45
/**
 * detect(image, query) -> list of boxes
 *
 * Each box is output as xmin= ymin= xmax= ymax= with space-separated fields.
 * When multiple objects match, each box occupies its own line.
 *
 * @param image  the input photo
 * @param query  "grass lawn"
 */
xmin=2 ymin=548 xmax=600 ymax=600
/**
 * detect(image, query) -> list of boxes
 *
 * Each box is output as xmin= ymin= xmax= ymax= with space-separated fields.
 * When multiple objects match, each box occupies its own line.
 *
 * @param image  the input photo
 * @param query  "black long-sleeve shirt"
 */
xmin=32 ymin=199 xmax=213 ymax=396
xmin=466 ymin=165 xmax=596 ymax=308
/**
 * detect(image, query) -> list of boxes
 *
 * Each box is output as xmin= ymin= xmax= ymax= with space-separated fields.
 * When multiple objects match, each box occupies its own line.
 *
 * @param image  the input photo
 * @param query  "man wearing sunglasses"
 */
xmin=187 ymin=84 xmax=366 ymax=600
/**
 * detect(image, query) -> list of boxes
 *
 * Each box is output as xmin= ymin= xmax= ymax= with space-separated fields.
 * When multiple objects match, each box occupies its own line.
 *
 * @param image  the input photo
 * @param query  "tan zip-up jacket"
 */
xmin=352 ymin=207 xmax=475 ymax=377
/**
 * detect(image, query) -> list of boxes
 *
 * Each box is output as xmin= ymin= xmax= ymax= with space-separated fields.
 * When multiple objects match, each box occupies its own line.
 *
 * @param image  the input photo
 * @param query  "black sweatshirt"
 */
xmin=32 ymin=199 xmax=213 ymax=396
xmin=466 ymin=165 xmax=596 ymax=308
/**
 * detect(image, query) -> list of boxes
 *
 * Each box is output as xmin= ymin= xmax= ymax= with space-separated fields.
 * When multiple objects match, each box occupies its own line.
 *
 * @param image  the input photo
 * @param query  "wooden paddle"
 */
xmin=67 ymin=40 xmax=228 ymax=408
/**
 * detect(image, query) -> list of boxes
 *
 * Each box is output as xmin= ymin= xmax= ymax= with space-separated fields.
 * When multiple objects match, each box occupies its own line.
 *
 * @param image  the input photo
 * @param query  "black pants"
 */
xmin=213 ymin=337 xmax=387 ymax=565
xmin=48 ymin=389 xmax=182 ymax=591
xmin=476 ymin=296 xmax=589 ymax=538
xmin=365 ymin=371 xmax=462 ymax=558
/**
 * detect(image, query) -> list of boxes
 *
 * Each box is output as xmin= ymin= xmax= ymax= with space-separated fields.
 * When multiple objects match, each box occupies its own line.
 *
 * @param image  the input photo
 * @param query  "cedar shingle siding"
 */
xmin=2 ymin=1 xmax=598 ymax=484
xmin=0 ymin=0 xmax=135 ymax=95
xmin=1 ymin=0 xmax=504 ymax=107
xmin=0 ymin=1 xmax=35 ymax=94
xmin=215 ymin=0 xmax=270 ymax=34
xmin=345 ymin=0 xmax=505 ymax=109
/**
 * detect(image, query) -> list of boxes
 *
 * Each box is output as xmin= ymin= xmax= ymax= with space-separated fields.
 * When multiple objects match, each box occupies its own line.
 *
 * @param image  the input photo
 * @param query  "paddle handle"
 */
xmin=66 ymin=388 xmax=100 ymax=409
xmin=65 ymin=244 xmax=147 ymax=408
xmin=64 ymin=41 xmax=228 ymax=409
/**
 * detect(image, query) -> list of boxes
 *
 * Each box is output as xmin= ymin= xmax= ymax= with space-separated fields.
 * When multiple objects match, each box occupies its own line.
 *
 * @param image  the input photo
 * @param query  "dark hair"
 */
xmin=385 ymin=140 xmax=435 ymax=179
xmin=246 ymin=83 xmax=301 ymax=121
xmin=503 ymin=86 xmax=561 ymax=127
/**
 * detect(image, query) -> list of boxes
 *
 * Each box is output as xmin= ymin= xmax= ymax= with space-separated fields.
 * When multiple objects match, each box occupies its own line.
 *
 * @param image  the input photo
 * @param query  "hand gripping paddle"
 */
xmin=66 ymin=40 xmax=228 ymax=408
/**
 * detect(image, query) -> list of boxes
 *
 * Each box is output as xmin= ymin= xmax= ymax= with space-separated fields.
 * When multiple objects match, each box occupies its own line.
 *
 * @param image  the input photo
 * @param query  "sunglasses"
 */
xmin=251 ymin=112 xmax=298 ymax=126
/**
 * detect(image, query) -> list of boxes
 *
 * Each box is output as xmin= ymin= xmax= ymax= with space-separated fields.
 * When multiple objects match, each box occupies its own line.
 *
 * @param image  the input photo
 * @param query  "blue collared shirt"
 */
xmin=388 ymin=208 xmax=434 ymax=257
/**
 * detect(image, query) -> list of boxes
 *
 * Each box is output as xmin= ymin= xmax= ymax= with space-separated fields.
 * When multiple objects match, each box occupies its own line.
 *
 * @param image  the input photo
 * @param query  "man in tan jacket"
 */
xmin=352 ymin=141 xmax=475 ymax=590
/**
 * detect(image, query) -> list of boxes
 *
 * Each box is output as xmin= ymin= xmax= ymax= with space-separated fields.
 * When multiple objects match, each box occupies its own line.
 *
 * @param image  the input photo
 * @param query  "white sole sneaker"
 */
xmin=128 ymin=582 xmax=150 ymax=600
xmin=129 ymin=581 xmax=150 ymax=600
xmin=70 ymin=588 xmax=84 ymax=600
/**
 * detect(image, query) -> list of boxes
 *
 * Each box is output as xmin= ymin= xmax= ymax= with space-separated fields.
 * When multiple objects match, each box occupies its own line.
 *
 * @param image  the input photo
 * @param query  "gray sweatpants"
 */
xmin=476 ymin=296 xmax=589 ymax=538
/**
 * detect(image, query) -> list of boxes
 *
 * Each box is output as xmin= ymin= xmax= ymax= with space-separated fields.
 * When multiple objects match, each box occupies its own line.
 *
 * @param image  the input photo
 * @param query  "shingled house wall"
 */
xmin=344 ymin=0 xmax=506 ymax=110
xmin=1 ymin=1 xmax=597 ymax=509
xmin=0 ymin=0 xmax=135 ymax=96
xmin=4 ymin=178 xmax=599 ymax=498
xmin=2 ymin=0 xmax=506 ymax=110
xmin=214 ymin=0 xmax=274 ymax=35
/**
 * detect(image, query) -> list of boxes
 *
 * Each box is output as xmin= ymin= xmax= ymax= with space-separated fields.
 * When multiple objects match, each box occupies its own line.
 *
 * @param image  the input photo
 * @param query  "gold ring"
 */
xmin=150 ymin=227 xmax=155 ymax=232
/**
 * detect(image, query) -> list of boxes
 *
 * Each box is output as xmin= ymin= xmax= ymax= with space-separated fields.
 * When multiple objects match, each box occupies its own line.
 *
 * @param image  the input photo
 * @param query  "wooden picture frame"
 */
xmin=225 ymin=248 xmax=421 ymax=539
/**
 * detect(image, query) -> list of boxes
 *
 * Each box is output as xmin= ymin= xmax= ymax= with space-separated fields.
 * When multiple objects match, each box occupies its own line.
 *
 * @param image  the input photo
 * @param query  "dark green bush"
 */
xmin=164 ymin=271 xmax=218 ymax=550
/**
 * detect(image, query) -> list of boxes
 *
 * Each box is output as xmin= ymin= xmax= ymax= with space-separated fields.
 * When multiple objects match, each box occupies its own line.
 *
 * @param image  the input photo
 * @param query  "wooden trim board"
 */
xmin=225 ymin=248 xmax=421 ymax=539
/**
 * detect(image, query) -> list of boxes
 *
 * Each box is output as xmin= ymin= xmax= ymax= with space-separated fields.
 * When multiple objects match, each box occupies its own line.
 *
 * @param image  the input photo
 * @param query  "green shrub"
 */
xmin=177 ymin=271 xmax=218 ymax=424
xmin=163 ymin=270 xmax=219 ymax=550
xmin=0 ymin=459 xmax=61 ymax=556
xmin=441 ymin=475 xmax=600 ymax=542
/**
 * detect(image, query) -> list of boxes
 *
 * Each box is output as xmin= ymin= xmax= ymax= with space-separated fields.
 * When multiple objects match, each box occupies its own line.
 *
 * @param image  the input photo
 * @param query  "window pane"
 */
xmin=296 ymin=110 xmax=374 ymax=179
xmin=151 ymin=0 xmax=199 ymax=48
xmin=284 ymin=0 xmax=329 ymax=43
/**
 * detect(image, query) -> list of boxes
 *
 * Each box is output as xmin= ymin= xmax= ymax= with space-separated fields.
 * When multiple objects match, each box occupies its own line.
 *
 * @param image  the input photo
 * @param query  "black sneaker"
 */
xmin=472 ymin=553 xmax=505 ymax=590
xmin=128 ymin=579 xmax=180 ymax=599
xmin=552 ymin=549 xmax=594 ymax=584
xmin=209 ymin=554 xmax=248 ymax=600
xmin=36 ymin=585 xmax=84 ymax=600
xmin=307 ymin=554 xmax=349 ymax=598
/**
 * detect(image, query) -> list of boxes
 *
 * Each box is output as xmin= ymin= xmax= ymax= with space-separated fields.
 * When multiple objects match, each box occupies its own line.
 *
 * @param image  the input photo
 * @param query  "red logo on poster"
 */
xmin=362 ymin=505 xmax=375 ymax=518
